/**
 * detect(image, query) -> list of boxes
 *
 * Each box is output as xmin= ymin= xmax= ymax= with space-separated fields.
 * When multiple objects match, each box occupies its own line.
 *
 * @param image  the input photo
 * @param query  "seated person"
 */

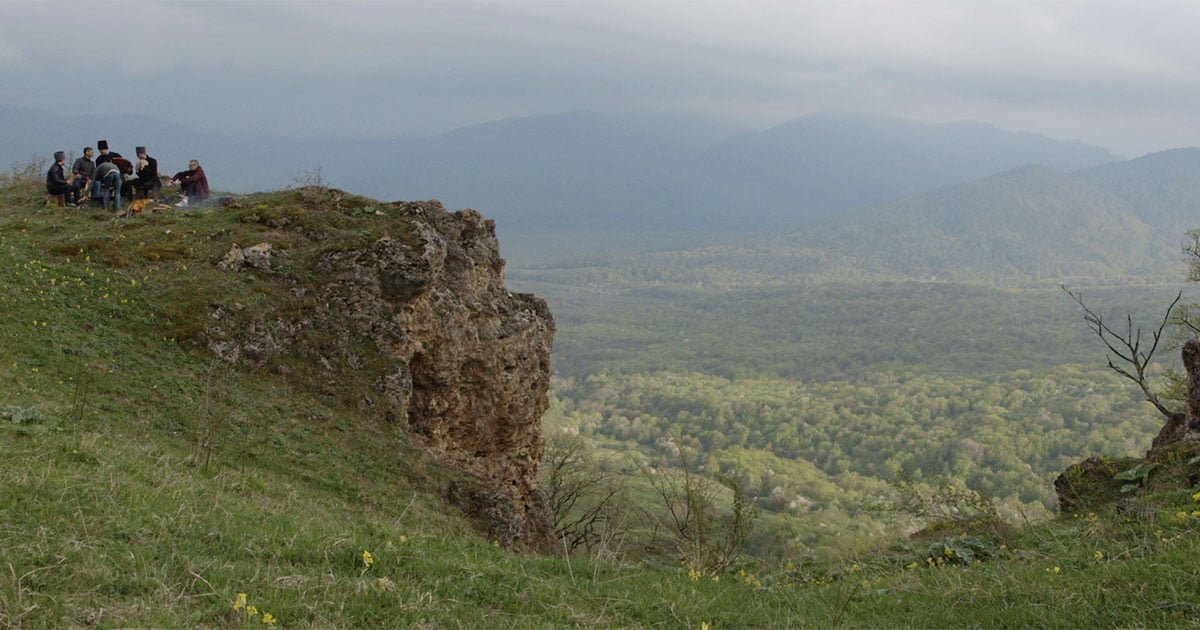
xmin=94 ymin=160 xmax=124 ymax=212
xmin=46 ymin=151 xmax=86 ymax=205
xmin=71 ymin=147 xmax=96 ymax=194
xmin=93 ymin=139 xmax=122 ymax=165
xmin=130 ymin=146 xmax=161 ymax=199
xmin=170 ymin=159 xmax=209 ymax=206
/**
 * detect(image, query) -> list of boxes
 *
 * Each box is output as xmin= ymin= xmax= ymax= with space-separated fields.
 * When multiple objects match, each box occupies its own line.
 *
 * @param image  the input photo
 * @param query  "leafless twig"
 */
xmin=1064 ymin=286 xmax=1180 ymax=419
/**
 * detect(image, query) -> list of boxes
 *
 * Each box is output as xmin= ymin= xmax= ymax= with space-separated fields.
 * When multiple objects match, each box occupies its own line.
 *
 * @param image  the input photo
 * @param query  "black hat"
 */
xmin=53 ymin=151 xmax=65 ymax=162
xmin=136 ymin=146 xmax=146 ymax=155
xmin=97 ymin=140 xmax=108 ymax=150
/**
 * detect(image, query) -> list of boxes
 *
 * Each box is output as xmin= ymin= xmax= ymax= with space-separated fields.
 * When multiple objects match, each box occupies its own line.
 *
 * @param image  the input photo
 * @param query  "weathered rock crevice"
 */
xmin=203 ymin=197 xmax=555 ymax=550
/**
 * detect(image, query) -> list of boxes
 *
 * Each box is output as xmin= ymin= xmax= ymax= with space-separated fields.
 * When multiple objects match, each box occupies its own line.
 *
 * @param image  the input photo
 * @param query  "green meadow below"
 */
xmin=5 ymin=171 xmax=1200 ymax=628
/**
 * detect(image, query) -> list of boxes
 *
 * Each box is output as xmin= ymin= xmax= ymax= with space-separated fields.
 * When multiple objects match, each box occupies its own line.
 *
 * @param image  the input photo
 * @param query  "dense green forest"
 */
xmin=527 ymin=281 xmax=1195 ymax=381
xmin=511 ymin=229 xmax=1199 ymax=560
xmin=547 ymin=366 xmax=1161 ymax=508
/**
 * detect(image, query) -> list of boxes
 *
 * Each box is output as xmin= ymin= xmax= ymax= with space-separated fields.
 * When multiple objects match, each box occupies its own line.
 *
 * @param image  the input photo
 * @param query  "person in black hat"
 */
xmin=130 ymin=146 xmax=160 ymax=200
xmin=94 ymin=140 xmax=122 ymax=165
xmin=46 ymin=151 xmax=86 ymax=206
xmin=92 ymin=140 xmax=124 ymax=200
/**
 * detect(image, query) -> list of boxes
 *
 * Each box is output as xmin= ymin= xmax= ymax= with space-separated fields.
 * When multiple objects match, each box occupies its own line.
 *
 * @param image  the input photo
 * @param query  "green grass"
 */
xmin=5 ymin=176 xmax=1200 ymax=627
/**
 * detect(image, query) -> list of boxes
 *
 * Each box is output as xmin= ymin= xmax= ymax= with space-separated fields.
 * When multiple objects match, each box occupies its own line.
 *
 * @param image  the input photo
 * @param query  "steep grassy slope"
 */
xmin=5 ymin=177 xmax=1200 ymax=628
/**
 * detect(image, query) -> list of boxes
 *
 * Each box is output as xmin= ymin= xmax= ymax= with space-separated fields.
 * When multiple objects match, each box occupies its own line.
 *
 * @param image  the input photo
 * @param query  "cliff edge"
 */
xmin=193 ymin=188 xmax=555 ymax=550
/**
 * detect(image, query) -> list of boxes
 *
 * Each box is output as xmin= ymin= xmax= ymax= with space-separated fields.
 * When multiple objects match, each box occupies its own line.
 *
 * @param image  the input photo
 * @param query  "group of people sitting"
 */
xmin=45 ymin=140 xmax=210 ymax=211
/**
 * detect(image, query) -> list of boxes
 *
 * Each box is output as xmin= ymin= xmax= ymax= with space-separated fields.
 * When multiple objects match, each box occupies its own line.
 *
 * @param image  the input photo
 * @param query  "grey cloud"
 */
xmin=5 ymin=1 xmax=1200 ymax=155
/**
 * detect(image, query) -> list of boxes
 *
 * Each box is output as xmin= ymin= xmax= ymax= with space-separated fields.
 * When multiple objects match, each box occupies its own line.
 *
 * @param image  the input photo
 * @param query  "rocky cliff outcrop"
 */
xmin=201 ymin=193 xmax=555 ymax=550
xmin=1054 ymin=339 xmax=1200 ymax=516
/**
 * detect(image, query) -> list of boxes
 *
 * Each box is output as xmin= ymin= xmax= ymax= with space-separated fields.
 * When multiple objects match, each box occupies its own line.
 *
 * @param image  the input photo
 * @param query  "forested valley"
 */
xmin=512 ymin=240 xmax=1198 ymax=560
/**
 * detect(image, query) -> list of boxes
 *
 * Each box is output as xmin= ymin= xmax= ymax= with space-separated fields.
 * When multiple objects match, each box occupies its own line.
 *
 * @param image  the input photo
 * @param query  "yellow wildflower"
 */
xmin=262 ymin=612 xmax=278 ymax=625
xmin=232 ymin=593 xmax=247 ymax=611
xmin=362 ymin=549 xmax=375 ymax=569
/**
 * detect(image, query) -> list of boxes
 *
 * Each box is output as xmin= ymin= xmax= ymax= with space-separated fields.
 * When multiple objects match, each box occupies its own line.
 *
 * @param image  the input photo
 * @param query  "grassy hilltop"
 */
xmin=4 ymin=169 xmax=1200 ymax=628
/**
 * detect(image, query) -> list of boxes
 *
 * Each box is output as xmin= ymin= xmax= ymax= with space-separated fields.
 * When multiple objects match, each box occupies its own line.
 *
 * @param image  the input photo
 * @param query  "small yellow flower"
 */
xmin=1046 ymin=566 xmax=1061 ymax=574
xmin=1192 ymin=491 xmax=1200 ymax=502
xmin=261 ymin=612 xmax=278 ymax=625
xmin=1177 ymin=511 xmax=1189 ymax=521
xmin=1093 ymin=550 xmax=1103 ymax=560
xmin=232 ymin=593 xmax=247 ymax=611
xmin=361 ymin=549 xmax=374 ymax=569
xmin=905 ymin=562 xmax=919 ymax=569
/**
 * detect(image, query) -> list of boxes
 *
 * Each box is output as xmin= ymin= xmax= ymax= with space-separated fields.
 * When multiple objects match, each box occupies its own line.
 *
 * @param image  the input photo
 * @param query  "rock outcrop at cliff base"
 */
xmin=202 ymin=194 xmax=555 ymax=551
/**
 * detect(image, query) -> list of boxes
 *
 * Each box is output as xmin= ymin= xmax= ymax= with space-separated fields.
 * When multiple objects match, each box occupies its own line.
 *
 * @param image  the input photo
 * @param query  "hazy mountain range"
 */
xmin=575 ymin=149 xmax=1200 ymax=288
xmin=0 ymin=104 xmax=1118 ymax=232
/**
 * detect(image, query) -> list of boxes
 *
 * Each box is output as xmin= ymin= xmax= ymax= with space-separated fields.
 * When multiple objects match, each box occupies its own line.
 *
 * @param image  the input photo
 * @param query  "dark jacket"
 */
xmin=174 ymin=166 xmax=210 ymax=202
xmin=72 ymin=156 xmax=95 ymax=180
xmin=46 ymin=162 xmax=70 ymax=194
xmin=95 ymin=151 xmax=122 ymax=166
xmin=135 ymin=156 xmax=160 ymax=189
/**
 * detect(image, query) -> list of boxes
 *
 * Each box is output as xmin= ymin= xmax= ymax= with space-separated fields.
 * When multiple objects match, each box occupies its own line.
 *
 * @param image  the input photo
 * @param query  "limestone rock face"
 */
xmin=205 ymin=199 xmax=555 ymax=550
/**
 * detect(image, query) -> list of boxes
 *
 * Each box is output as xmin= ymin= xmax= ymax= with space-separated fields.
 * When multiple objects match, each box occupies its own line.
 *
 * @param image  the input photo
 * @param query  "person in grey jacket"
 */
xmin=71 ymin=147 xmax=95 ymax=194
xmin=94 ymin=159 xmax=123 ymax=211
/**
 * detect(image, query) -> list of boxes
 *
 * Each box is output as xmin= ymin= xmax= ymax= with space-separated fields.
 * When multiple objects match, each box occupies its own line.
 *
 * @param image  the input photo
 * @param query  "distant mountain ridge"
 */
xmin=0 ymin=104 xmax=1118 ymax=233
xmin=669 ymin=112 xmax=1119 ymax=227
xmin=599 ymin=154 xmax=1200 ymax=288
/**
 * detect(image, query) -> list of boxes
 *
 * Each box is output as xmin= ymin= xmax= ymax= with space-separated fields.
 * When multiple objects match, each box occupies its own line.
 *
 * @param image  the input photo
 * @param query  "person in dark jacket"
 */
xmin=129 ymin=146 xmax=161 ymax=200
xmin=71 ymin=147 xmax=96 ymax=195
xmin=94 ymin=139 xmax=122 ymax=165
xmin=170 ymin=159 xmax=209 ymax=206
xmin=46 ymin=151 xmax=86 ymax=205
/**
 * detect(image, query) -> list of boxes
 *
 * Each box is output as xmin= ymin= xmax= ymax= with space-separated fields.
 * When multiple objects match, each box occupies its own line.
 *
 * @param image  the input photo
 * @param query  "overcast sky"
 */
xmin=5 ymin=0 xmax=1200 ymax=157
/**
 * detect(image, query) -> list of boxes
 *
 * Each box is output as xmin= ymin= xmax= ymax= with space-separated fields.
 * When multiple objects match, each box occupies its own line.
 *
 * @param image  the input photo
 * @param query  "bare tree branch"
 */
xmin=1063 ymin=286 xmax=1180 ymax=419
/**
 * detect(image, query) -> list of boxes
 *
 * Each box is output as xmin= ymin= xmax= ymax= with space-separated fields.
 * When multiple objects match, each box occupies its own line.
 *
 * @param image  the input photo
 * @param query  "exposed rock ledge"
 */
xmin=203 ymin=196 xmax=555 ymax=551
